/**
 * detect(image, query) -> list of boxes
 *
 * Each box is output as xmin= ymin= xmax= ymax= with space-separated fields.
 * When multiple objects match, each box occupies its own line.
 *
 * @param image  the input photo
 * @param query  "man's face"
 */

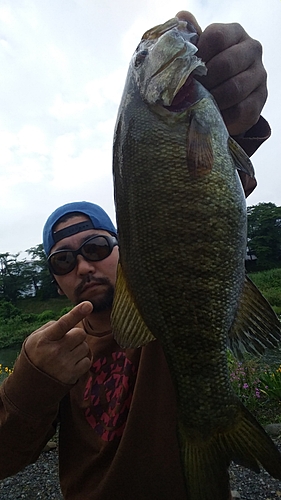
xmin=50 ymin=215 xmax=119 ymax=312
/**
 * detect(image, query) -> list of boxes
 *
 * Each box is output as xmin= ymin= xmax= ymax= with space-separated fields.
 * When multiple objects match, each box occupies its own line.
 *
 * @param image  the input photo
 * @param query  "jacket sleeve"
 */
xmin=234 ymin=116 xmax=271 ymax=198
xmin=0 ymin=341 xmax=72 ymax=479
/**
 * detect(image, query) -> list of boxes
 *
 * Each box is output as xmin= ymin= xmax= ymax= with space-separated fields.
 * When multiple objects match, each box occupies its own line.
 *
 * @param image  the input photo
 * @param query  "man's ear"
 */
xmin=57 ymin=286 xmax=65 ymax=296
xmin=51 ymin=276 xmax=65 ymax=296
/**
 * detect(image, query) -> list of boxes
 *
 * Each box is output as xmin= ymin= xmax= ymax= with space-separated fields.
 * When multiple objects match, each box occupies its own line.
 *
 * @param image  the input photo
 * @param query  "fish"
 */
xmin=111 ymin=16 xmax=281 ymax=500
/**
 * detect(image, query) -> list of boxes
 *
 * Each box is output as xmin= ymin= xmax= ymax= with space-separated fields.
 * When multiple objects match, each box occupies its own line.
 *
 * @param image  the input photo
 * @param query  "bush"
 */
xmin=0 ymin=298 xmax=72 ymax=348
xmin=0 ymin=300 xmax=22 ymax=320
xmin=59 ymin=306 xmax=73 ymax=316
xmin=37 ymin=310 xmax=56 ymax=322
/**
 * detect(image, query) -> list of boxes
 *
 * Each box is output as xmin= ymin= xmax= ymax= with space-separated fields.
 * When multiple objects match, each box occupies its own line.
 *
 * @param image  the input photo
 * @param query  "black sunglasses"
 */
xmin=48 ymin=234 xmax=118 ymax=276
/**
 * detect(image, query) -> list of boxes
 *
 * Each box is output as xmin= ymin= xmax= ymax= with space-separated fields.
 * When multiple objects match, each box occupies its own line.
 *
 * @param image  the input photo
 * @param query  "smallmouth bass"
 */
xmin=111 ymin=17 xmax=281 ymax=500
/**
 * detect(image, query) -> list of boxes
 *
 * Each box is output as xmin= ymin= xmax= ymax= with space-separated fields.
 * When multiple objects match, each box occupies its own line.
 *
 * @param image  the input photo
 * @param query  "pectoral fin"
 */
xmin=111 ymin=263 xmax=156 ymax=348
xmin=228 ymin=136 xmax=255 ymax=178
xmin=228 ymin=275 xmax=281 ymax=359
xmin=186 ymin=114 xmax=213 ymax=177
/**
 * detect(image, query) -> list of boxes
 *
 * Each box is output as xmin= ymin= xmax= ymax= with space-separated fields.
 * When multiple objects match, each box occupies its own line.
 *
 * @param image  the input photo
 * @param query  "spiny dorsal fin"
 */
xmin=111 ymin=263 xmax=156 ymax=348
xmin=228 ymin=275 xmax=281 ymax=359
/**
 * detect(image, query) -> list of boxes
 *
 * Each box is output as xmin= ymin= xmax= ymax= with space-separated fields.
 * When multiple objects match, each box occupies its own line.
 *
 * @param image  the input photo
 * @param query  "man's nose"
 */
xmin=76 ymin=254 xmax=96 ymax=274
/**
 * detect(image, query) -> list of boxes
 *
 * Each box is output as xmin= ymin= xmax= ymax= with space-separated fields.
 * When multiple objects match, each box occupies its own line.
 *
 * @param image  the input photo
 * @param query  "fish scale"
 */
xmin=112 ymin=16 xmax=281 ymax=500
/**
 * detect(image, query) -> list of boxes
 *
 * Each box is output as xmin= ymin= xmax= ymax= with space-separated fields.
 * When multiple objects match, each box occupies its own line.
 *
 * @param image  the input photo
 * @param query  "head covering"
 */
xmin=43 ymin=201 xmax=117 ymax=256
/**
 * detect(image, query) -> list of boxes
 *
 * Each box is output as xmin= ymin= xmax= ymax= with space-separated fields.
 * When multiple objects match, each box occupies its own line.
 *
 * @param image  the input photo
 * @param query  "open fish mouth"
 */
xmin=164 ymin=74 xmax=197 ymax=112
xmin=135 ymin=17 xmax=207 ymax=109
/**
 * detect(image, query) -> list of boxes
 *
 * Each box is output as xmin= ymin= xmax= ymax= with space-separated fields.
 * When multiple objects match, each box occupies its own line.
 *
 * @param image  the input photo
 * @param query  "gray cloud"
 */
xmin=0 ymin=0 xmax=280 ymax=255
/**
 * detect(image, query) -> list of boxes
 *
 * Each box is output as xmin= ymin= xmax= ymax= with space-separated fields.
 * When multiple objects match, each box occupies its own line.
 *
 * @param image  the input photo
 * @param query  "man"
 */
xmin=0 ymin=11 xmax=270 ymax=500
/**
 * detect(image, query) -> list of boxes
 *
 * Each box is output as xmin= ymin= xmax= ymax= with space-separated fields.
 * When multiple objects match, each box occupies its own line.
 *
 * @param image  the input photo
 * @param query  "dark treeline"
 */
xmin=0 ymin=244 xmax=70 ymax=348
xmin=247 ymin=202 xmax=281 ymax=272
xmin=0 ymin=244 xmax=57 ymax=304
xmin=0 ymin=202 xmax=280 ymax=306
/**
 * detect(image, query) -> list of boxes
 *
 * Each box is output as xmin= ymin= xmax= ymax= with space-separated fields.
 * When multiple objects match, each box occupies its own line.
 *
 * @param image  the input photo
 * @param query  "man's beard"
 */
xmin=74 ymin=275 xmax=114 ymax=312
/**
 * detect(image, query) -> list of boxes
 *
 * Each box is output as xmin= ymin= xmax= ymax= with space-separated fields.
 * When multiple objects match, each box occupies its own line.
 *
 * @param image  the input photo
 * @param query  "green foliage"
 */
xmin=59 ymin=306 xmax=73 ymax=315
xmin=0 ymin=297 xmax=72 ymax=348
xmin=26 ymin=244 xmax=59 ymax=300
xmin=0 ymin=300 xmax=21 ymax=319
xmin=249 ymin=268 xmax=281 ymax=314
xmin=249 ymin=268 xmax=281 ymax=290
xmin=16 ymin=296 xmax=71 ymax=315
xmin=0 ymin=244 xmax=58 ymax=305
xmin=247 ymin=202 xmax=281 ymax=271
xmin=227 ymin=351 xmax=281 ymax=425
xmin=37 ymin=310 xmax=56 ymax=322
xmin=0 ymin=365 xmax=13 ymax=384
xmin=259 ymin=367 xmax=281 ymax=401
xmin=0 ymin=252 xmax=27 ymax=302
xmin=228 ymin=351 xmax=263 ymax=412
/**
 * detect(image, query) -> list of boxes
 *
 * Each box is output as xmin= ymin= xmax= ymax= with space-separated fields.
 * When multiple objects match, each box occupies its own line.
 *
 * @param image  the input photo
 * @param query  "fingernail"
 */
xmin=80 ymin=301 xmax=93 ymax=314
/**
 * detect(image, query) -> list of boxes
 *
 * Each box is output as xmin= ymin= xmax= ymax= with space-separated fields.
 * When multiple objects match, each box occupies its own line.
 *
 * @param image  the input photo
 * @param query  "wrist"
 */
xmin=233 ymin=116 xmax=271 ymax=158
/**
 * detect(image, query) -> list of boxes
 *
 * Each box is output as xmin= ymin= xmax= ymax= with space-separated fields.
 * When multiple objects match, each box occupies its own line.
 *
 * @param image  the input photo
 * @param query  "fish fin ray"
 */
xmin=186 ymin=115 xmax=213 ymax=177
xmin=226 ymin=402 xmax=281 ymax=477
xmin=228 ymin=276 xmax=281 ymax=359
xmin=228 ymin=136 xmax=255 ymax=178
xmin=178 ymin=400 xmax=281 ymax=499
xmin=111 ymin=263 xmax=156 ymax=348
xmin=178 ymin=422 xmax=231 ymax=499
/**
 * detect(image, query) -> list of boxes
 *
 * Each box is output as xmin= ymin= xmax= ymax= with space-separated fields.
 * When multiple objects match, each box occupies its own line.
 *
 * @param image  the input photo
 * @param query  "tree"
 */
xmin=0 ymin=253 xmax=28 ymax=302
xmin=247 ymin=202 xmax=281 ymax=271
xmin=0 ymin=245 xmax=57 ymax=304
xmin=25 ymin=244 xmax=58 ymax=300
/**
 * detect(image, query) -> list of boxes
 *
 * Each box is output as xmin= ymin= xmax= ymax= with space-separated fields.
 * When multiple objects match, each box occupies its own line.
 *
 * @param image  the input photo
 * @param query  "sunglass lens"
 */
xmin=51 ymin=251 xmax=75 ymax=275
xmin=83 ymin=237 xmax=110 ymax=261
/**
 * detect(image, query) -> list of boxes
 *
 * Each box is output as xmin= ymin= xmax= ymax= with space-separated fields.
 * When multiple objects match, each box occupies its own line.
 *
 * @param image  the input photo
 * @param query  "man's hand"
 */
xmin=176 ymin=11 xmax=267 ymax=136
xmin=25 ymin=302 xmax=93 ymax=385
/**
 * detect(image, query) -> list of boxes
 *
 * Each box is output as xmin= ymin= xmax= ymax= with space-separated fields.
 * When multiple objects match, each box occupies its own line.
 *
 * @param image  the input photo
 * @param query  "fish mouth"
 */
xmin=164 ymin=75 xmax=196 ymax=112
xmin=150 ymin=45 xmax=188 ymax=80
xmin=139 ymin=18 xmax=207 ymax=110
xmin=149 ymin=42 xmax=206 ymax=110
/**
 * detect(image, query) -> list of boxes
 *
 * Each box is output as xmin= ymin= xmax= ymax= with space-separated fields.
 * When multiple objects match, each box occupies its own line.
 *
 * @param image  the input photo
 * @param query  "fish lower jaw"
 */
xmin=163 ymin=76 xmax=205 ymax=112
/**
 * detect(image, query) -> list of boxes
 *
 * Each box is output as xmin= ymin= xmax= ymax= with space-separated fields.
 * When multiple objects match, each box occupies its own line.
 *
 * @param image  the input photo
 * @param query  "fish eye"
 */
xmin=134 ymin=49 xmax=148 ymax=68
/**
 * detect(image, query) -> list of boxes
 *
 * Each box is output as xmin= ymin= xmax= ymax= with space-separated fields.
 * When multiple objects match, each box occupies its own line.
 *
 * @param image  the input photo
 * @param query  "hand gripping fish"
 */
xmin=112 ymin=17 xmax=281 ymax=500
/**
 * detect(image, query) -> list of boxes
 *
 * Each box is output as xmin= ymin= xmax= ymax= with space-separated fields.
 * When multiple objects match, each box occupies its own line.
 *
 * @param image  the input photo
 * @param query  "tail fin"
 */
xmin=178 ymin=400 xmax=281 ymax=500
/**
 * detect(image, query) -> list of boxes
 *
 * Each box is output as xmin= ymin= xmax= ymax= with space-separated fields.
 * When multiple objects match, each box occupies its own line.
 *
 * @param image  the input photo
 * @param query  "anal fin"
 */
xmin=228 ymin=275 xmax=281 ymax=359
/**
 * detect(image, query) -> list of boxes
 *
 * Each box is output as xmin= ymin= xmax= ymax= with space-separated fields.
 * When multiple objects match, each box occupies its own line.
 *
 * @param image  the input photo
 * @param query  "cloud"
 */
xmin=0 ymin=0 xmax=280 ymax=255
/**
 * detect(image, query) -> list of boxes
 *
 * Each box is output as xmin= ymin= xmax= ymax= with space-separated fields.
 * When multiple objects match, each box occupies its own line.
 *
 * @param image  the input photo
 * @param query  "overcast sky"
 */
xmin=0 ymin=0 xmax=280 ymax=256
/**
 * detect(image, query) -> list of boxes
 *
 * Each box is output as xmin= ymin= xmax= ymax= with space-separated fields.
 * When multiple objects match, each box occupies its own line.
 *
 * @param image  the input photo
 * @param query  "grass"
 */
xmin=249 ymin=268 xmax=281 ymax=315
xmin=0 ymin=296 xmax=72 ymax=348
xmin=15 ymin=296 xmax=72 ymax=315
